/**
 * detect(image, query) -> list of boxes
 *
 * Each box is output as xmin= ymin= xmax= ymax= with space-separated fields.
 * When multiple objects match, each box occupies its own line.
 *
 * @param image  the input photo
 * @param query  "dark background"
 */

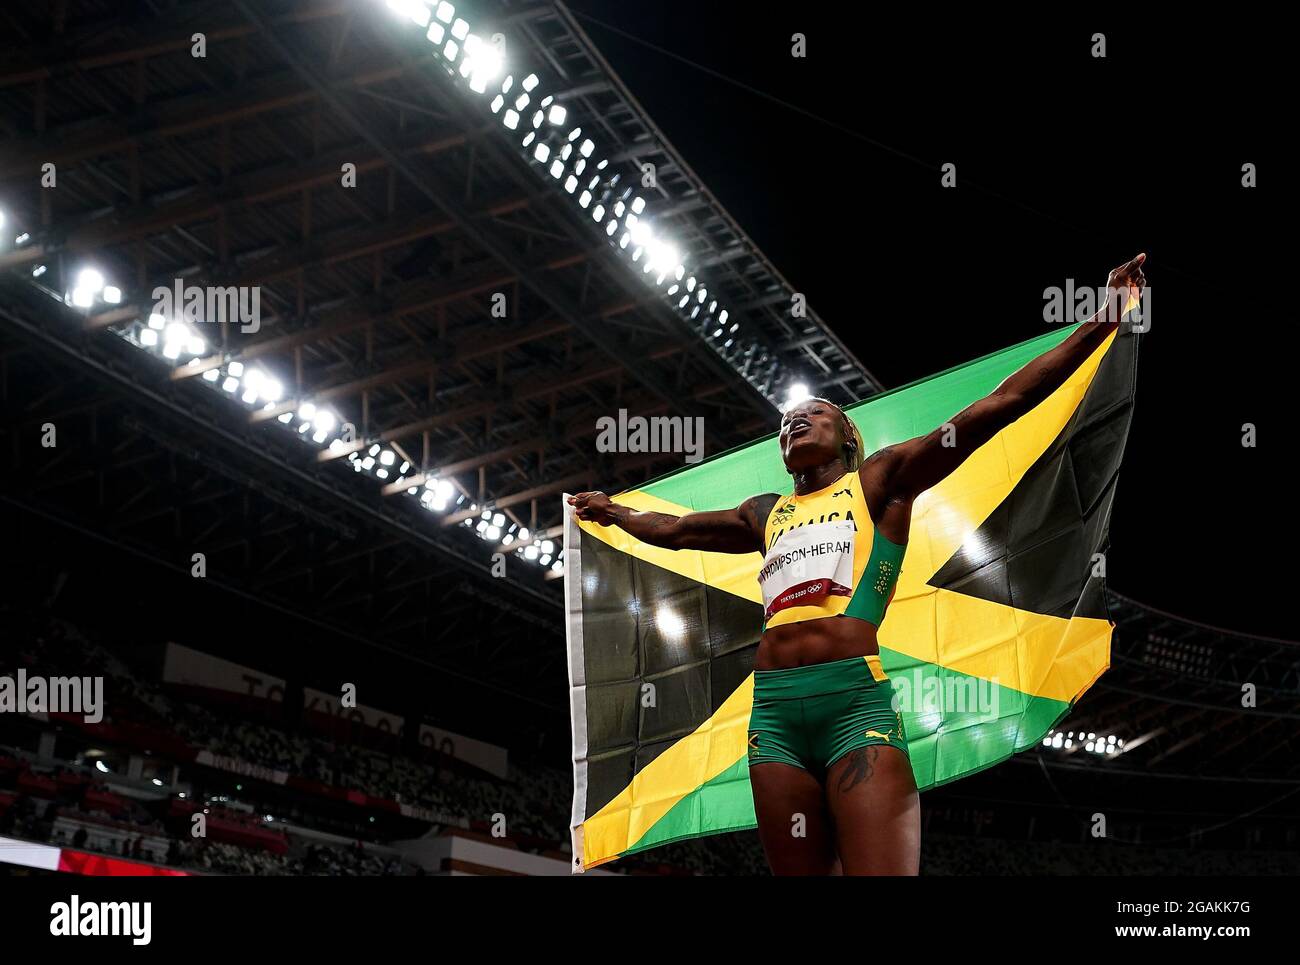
xmin=567 ymin=3 xmax=1292 ymax=638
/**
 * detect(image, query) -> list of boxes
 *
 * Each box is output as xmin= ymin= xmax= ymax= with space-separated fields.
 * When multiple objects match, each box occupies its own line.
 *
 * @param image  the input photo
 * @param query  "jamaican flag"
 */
xmin=564 ymin=323 xmax=1138 ymax=872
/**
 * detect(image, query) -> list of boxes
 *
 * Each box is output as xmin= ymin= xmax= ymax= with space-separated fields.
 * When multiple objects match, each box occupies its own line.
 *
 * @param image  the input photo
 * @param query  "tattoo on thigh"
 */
xmin=836 ymin=747 xmax=878 ymax=793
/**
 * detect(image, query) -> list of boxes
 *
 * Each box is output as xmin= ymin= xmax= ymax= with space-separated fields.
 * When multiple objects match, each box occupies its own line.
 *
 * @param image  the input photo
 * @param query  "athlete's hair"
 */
xmin=794 ymin=397 xmax=865 ymax=473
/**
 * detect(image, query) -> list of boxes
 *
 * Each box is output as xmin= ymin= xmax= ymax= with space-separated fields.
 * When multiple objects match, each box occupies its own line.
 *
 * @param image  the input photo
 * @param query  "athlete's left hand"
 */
xmin=1105 ymin=252 xmax=1146 ymax=321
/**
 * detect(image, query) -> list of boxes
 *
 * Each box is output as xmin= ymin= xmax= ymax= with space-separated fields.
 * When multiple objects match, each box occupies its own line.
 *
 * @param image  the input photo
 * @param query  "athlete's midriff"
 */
xmin=755 ymin=615 xmax=880 ymax=671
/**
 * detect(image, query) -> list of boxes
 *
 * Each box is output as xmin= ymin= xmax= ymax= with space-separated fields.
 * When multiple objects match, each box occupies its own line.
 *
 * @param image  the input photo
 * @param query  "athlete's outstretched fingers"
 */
xmin=749 ymin=762 xmax=837 ymax=876
xmin=825 ymin=745 xmax=920 ymax=875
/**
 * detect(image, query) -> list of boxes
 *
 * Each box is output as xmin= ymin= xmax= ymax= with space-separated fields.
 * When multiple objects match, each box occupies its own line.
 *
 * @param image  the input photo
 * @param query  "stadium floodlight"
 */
xmin=31 ymin=264 xmax=46 ymax=277
xmin=463 ymin=35 xmax=503 ymax=92
xmin=645 ymin=240 xmax=679 ymax=276
xmin=524 ymin=544 xmax=539 ymax=560
xmin=385 ymin=0 xmax=431 ymax=27
xmin=783 ymin=382 xmax=811 ymax=409
xmin=379 ymin=450 xmax=396 ymax=466
xmin=148 ymin=313 xmax=165 ymax=329
xmin=139 ymin=328 xmax=158 ymax=347
xmin=314 ymin=410 xmax=337 ymax=434
xmin=102 ymin=285 xmax=122 ymax=304
xmin=381 ymin=0 xmax=771 ymax=402
xmin=222 ymin=376 xmax=239 ymax=393
xmin=76 ymin=267 xmax=105 ymax=294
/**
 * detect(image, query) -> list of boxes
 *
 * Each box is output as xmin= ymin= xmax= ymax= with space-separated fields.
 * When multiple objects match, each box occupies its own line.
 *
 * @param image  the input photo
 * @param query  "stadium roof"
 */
xmin=0 ymin=0 xmax=880 ymax=654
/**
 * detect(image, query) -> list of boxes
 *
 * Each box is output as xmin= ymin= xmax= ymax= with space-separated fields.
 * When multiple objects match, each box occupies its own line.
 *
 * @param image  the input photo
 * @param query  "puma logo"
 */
xmin=832 ymin=488 xmax=851 ymax=498
xmin=864 ymin=729 xmax=894 ymax=743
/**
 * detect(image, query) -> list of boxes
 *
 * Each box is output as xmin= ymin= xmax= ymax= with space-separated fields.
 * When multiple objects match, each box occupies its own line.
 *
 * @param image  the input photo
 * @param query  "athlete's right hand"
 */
xmin=568 ymin=491 xmax=619 ymax=526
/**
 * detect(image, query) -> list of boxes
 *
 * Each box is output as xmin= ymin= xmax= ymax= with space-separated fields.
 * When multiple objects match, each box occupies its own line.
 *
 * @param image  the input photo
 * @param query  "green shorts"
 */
xmin=747 ymin=655 xmax=908 ymax=774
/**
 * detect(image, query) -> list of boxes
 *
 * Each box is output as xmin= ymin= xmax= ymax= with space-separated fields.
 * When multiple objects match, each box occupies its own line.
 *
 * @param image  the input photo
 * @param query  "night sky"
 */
xmin=566 ymin=4 xmax=1293 ymax=638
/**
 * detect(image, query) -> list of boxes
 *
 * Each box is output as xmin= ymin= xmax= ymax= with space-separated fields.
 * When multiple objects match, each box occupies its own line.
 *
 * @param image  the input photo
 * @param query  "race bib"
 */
xmin=757 ymin=522 xmax=855 ymax=620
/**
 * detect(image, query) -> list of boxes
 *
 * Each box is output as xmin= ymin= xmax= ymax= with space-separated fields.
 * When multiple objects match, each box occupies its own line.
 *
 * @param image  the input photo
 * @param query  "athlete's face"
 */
xmin=779 ymin=399 xmax=846 ymax=470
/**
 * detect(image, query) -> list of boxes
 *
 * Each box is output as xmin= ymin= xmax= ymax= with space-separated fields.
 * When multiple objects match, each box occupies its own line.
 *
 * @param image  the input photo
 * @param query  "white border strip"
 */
xmin=562 ymin=495 xmax=590 ymax=874
xmin=0 ymin=834 xmax=61 ymax=871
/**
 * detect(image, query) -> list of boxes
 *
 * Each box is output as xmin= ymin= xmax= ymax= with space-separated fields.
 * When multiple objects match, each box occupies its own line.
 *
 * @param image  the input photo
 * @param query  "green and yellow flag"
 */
xmin=564 ymin=324 xmax=1138 ymax=872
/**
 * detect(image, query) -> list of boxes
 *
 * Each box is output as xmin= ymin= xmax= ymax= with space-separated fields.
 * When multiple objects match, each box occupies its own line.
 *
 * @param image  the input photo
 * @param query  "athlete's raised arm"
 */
xmin=568 ymin=491 xmax=775 ymax=554
xmin=871 ymin=253 xmax=1146 ymax=502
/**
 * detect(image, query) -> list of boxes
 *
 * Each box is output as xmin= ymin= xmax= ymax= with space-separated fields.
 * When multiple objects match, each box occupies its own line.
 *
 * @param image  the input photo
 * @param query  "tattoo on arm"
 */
xmin=743 ymin=493 xmax=780 ymax=549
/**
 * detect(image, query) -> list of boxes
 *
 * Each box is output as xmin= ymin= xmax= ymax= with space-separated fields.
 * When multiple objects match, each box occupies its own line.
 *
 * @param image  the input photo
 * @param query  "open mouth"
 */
xmin=787 ymin=420 xmax=811 ymax=438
